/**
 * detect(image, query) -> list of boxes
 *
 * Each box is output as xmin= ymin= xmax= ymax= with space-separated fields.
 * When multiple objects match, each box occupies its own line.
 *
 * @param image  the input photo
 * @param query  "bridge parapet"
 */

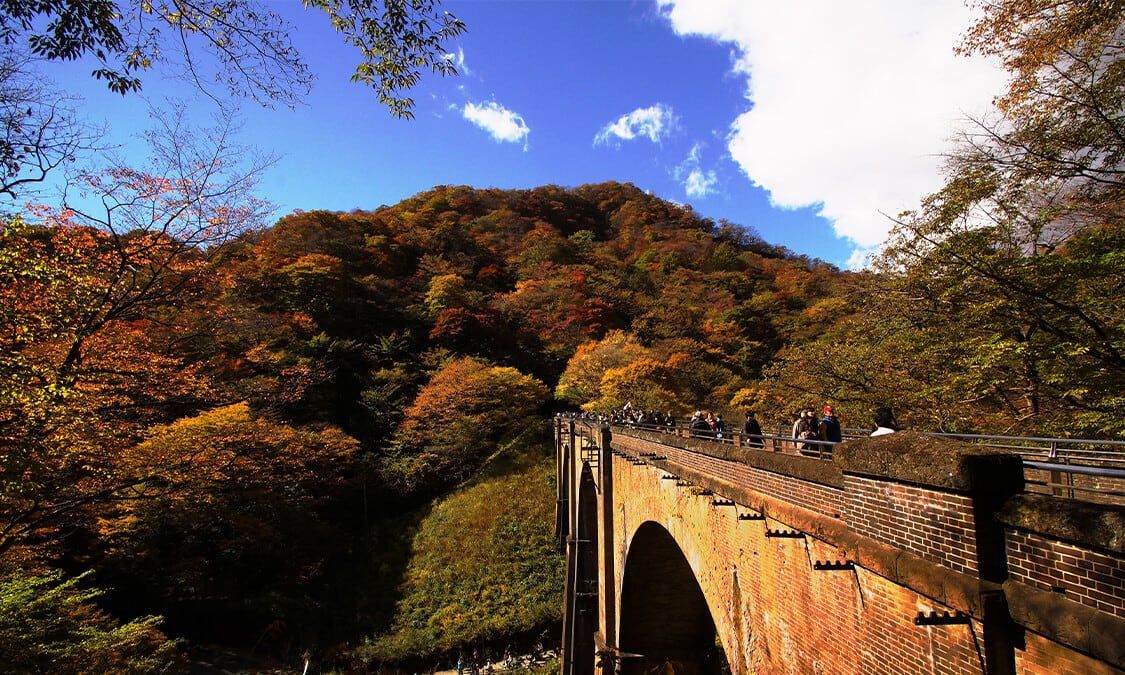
xmin=997 ymin=493 xmax=1125 ymax=670
xmin=557 ymin=420 xmax=1125 ymax=675
xmin=833 ymin=431 xmax=1024 ymax=580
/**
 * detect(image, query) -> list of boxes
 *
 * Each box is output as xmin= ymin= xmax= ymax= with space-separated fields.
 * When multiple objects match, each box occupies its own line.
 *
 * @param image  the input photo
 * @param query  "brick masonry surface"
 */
xmin=612 ymin=435 xmax=846 ymax=518
xmin=845 ymin=475 xmax=980 ymax=576
xmin=1006 ymin=528 xmax=1125 ymax=618
xmin=1016 ymin=632 xmax=1123 ymax=675
xmin=611 ymin=453 xmax=985 ymax=675
xmin=671 ymin=446 xmax=843 ymax=515
xmin=559 ymin=423 xmax=1125 ymax=675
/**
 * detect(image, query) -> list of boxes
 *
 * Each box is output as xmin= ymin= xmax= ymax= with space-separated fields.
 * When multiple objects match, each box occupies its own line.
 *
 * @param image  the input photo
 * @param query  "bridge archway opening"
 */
xmin=618 ymin=522 xmax=728 ymax=675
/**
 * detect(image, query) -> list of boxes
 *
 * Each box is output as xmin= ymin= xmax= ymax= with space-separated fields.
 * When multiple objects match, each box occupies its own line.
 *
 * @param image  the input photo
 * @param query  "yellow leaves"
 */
xmin=590 ymin=357 xmax=677 ymax=412
xmin=801 ymin=297 xmax=850 ymax=323
xmin=126 ymin=402 xmax=357 ymax=499
xmin=555 ymin=330 xmax=648 ymax=404
xmin=96 ymin=513 xmax=139 ymax=537
xmin=729 ymin=386 xmax=782 ymax=412
xmin=424 ymin=273 xmax=482 ymax=316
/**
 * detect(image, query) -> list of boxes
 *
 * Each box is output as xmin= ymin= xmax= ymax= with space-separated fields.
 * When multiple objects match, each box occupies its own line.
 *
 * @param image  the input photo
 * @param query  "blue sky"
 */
xmin=38 ymin=0 xmax=1008 ymax=268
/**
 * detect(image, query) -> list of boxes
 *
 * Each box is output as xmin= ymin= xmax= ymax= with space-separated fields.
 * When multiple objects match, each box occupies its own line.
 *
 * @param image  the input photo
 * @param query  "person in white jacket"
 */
xmin=871 ymin=407 xmax=900 ymax=436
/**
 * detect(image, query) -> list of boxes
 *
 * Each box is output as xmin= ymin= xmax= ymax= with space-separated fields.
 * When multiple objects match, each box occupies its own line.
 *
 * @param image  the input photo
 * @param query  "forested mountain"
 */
xmin=0 ymin=181 xmax=850 ymax=672
xmin=2 ymin=166 xmax=1122 ymax=670
xmin=3 ymin=0 xmax=1123 ymax=671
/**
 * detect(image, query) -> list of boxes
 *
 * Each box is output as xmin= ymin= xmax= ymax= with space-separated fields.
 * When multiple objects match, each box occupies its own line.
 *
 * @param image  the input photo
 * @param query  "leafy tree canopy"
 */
xmin=0 ymin=568 xmax=180 ymax=673
xmin=0 ymin=0 xmax=464 ymax=114
xmin=764 ymin=0 xmax=1125 ymax=436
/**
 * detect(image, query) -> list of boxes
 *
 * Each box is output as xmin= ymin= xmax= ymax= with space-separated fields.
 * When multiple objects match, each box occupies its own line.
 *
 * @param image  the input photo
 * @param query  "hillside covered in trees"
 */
xmin=0 ymin=180 xmax=847 ymax=672
xmin=3 ymin=174 xmax=1121 ymax=670
xmin=3 ymin=0 xmax=1125 ymax=670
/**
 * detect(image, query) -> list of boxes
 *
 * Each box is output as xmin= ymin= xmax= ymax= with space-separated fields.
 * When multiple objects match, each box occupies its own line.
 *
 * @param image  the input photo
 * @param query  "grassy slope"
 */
xmin=355 ymin=433 xmax=564 ymax=664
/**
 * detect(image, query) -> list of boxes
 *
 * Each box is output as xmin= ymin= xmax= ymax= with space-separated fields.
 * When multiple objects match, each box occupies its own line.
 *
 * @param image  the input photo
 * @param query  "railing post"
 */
xmin=1046 ymin=440 xmax=1076 ymax=499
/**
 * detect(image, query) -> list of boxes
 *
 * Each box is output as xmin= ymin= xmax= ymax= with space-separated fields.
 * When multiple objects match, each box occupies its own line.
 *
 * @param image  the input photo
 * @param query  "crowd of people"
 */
xmin=557 ymin=404 xmax=901 ymax=452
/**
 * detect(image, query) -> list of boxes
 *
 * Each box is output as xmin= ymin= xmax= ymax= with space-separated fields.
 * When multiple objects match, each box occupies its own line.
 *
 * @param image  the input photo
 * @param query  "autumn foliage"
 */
xmin=4 ymin=3 xmax=1125 ymax=661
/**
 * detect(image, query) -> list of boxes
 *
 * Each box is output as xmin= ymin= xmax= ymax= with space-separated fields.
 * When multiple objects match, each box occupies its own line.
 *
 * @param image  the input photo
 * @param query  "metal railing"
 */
xmin=930 ymin=433 xmax=1125 ymax=503
xmin=557 ymin=416 xmax=1125 ymax=505
xmin=930 ymin=432 xmax=1125 ymax=468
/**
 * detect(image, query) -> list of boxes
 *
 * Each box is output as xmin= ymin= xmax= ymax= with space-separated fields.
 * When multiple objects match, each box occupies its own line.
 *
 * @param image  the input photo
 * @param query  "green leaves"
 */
xmin=356 ymin=458 xmax=564 ymax=661
xmin=0 ymin=568 xmax=180 ymax=673
xmin=5 ymin=0 xmax=464 ymax=115
xmin=309 ymin=0 xmax=466 ymax=118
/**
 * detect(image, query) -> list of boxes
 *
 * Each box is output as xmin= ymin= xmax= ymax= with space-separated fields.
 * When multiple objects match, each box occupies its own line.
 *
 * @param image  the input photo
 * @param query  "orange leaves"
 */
xmin=428 ymin=307 xmax=498 ymax=343
xmin=398 ymin=357 xmax=546 ymax=445
xmin=128 ymin=402 xmax=357 ymax=496
xmin=386 ymin=358 xmax=547 ymax=494
xmin=0 ymin=204 xmax=228 ymax=557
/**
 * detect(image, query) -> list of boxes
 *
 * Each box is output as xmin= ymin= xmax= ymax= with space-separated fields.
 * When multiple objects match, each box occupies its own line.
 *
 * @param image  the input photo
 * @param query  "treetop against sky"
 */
xmin=23 ymin=0 xmax=1006 ymax=269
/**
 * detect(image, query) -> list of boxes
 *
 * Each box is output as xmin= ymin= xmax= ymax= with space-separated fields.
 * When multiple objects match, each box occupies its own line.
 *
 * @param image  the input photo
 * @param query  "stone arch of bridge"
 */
xmin=618 ymin=520 xmax=728 ymax=675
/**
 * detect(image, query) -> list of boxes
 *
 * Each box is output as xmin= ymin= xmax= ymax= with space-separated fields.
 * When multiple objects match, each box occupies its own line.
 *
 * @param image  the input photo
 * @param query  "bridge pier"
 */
xmin=595 ymin=424 xmax=617 ymax=675
xmin=560 ymin=423 xmax=617 ymax=675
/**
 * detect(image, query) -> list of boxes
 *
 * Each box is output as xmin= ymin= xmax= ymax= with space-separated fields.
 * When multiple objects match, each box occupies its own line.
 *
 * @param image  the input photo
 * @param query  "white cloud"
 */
xmin=444 ymin=47 xmax=471 ymax=76
xmin=656 ymin=0 xmax=1007 ymax=251
xmin=684 ymin=168 xmax=719 ymax=198
xmin=594 ymin=103 xmax=677 ymax=146
xmin=462 ymin=101 xmax=530 ymax=148
xmin=676 ymin=143 xmax=719 ymax=198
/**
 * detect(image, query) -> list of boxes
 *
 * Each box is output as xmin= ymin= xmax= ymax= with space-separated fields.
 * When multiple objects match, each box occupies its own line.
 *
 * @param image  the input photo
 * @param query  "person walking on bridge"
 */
xmin=871 ymin=407 xmax=900 ymax=436
xmin=795 ymin=409 xmax=820 ymax=454
xmin=690 ymin=411 xmax=710 ymax=437
xmin=742 ymin=411 xmax=764 ymax=448
xmin=819 ymin=405 xmax=842 ymax=444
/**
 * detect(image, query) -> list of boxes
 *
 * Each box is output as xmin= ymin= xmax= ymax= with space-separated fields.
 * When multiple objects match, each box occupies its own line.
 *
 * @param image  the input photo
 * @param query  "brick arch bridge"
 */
xmin=554 ymin=420 xmax=1125 ymax=675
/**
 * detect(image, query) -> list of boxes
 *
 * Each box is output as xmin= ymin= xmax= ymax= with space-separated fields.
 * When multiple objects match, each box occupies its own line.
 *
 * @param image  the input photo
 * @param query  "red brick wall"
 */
xmin=566 ymin=424 xmax=1125 ymax=675
xmin=612 ymin=436 xmax=846 ymax=519
xmin=845 ymin=475 xmax=980 ymax=576
xmin=610 ymin=454 xmax=986 ymax=675
xmin=1016 ymin=631 xmax=1122 ymax=675
xmin=1006 ymin=529 xmax=1125 ymax=618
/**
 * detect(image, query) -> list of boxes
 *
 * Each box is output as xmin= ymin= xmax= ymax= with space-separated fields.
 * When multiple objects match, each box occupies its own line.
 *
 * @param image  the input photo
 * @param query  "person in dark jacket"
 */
xmin=819 ymin=405 xmax=842 ymax=443
xmin=690 ymin=410 xmax=711 ymax=437
xmin=871 ymin=407 xmax=900 ymax=436
xmin=742 ymin=411 xmax=764 ymax=448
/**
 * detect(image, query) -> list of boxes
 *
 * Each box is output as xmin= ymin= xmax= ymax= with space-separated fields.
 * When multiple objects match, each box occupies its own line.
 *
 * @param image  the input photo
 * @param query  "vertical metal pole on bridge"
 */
xmin=555 ymin=420 xmax=566 ymax=548
xmin=567 ymin=420 xmax=577 ymax=542
xmin=1046 ymin=440 xmax=1076 ymax=500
